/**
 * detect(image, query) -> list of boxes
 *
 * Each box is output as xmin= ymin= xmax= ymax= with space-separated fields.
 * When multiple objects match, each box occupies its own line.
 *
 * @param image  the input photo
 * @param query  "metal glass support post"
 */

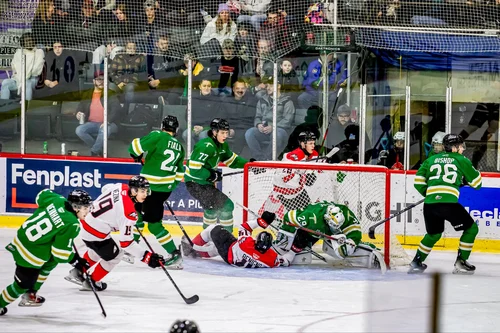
xmin=187 ymin=59 xmax=193 ymax=156
xmin=404 ymin=85 xmax=411 ymax=170
xmin=359 ymin=84 xmax=367 ymax=164
xmin=20 ymin=53 xmax=26 ymax=154
xmin=103 ymin=56 xmax=109 ymax=157
xmin=445 ymin=86 xmax=452 ymax=133
xmin=272 ymin=62 xmax=278 ymax=160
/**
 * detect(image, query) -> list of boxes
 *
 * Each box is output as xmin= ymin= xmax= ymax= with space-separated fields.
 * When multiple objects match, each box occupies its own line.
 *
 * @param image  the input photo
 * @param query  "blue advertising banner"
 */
xmin=459 ymin=187 xmax=500 ymax=229
xmin=6 ymin=158 xmax=203 ymax=222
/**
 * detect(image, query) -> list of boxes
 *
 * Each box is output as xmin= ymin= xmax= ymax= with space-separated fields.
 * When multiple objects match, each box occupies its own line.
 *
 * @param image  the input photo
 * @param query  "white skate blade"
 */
xmin=164 ymin=262 xmax=183 ymax=270
xmin=121 ymin=254 xmax=135 ymax=265
xmin=64 ymin=275 xmax=84 ymax=286
xmin=452 ymin=268 xmax=475 ymax=275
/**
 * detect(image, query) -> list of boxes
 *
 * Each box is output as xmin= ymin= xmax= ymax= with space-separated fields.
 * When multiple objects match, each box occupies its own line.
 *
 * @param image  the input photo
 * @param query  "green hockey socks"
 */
xmin=203 ymin=199 xmax=234 ymax=233
xmin=458 ymin=223 xmax=478 ymax=260
xmin=416 ymin=233 xmax=442 ymax=261
xmin=0 ymin=281 xmax=27 ymax=308
xmin=148 ymin=222 xmax=176 ymax=254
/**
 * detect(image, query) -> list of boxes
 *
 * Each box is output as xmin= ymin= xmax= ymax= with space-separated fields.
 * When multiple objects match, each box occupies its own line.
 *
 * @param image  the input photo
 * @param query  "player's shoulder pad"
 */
xmin=121 ymin=184 xmax=138 ymax=221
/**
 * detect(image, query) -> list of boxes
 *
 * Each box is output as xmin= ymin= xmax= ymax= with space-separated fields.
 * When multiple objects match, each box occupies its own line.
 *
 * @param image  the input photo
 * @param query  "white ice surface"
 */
xmin=1 ymin=229 xmax=500 ymax=332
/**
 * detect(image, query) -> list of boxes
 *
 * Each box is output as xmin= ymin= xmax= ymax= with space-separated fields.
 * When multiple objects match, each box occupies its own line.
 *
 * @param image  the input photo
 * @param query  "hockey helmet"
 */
xmin=393 ymin=131 xmax=405 ymax=142
xmin=170 ymin=319 xmax=200 ymax=333
xmin=162 ymin=115 xmax=179 ymax=133
xmin=431 ymin=131 xmax=446 ymax=153
xmin=298 ymin=131 xmax=316 ymax=144
xmin=324 ymin=205 xmax=345 ymax=232
xmin=129 ymin=176 xmax=151 ymax=195
xmin=443 ymin=133 xmax=465 ymax=152
xmin=210 ymin=118 xmax=230 ymax=131
xmin=67 ymin=190 xmax=92 ymax=209
xmin=255 ymin=231 xmax=273 ymax=254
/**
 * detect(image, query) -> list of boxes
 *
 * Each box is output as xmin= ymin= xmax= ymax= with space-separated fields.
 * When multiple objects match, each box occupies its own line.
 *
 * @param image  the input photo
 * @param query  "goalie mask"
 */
xmin=255 ymin=231 xmax=273 ymax=254
xmin=324 ymin=205 xmax=345 ymax=233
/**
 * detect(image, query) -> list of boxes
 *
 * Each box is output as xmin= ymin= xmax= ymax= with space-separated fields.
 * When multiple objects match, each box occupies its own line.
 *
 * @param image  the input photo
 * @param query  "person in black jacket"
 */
xmin=75 ymin=72 xmax=122 ymax=156
xmin=280 ymin=105 xmax=323 ymax=158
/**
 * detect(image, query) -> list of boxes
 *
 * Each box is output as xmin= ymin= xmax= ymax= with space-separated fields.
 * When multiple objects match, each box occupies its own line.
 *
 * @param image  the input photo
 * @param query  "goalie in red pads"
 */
xmin=181 ymin=212 xmax=294 ymax=268
xmin=258 ymin=131 xmax=320 ymax=219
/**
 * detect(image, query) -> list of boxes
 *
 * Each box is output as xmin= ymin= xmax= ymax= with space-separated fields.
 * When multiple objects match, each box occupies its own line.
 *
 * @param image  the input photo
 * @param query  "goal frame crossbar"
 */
xmin=243 ymin=162 xmax=392 ymax=267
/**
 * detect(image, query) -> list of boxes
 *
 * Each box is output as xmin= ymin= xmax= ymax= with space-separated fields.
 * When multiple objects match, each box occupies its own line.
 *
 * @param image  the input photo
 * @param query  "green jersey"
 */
xmin=129 ymin=130 xmax=185 ymax=192
xmin=282 ymin=201 xmax=362 ymax=245
xmin=415 ymin=152 xmax=482 ymax=204
xmin=6 ymin=189 xmax=80 ymax=269
xmin=185 ymin=137 xmax=247 ymax=185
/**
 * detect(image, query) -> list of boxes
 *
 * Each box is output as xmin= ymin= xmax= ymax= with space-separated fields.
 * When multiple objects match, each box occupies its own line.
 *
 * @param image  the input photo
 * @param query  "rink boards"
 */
xmin=1 ymin=154 xmax=500 ymax=252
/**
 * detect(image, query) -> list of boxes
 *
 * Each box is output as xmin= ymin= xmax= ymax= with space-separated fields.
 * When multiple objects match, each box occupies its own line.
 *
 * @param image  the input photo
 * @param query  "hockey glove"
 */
xmin=70 ymin=253 xmax=91 ymax=273
xmin=207 ymin=169 xmax=223 ymax=182
xmin=304 ymin=173 xmax=317 ymax=186
xmin=239 ymin=223 xmax=252 ymax=237
xmin=260 ymin=211 xmax=276 ymax=226
xmin=338 ymin=239 xmax=356 ymax=258
xmin=141 ymin=251 xmax=165 ymax=268
xmin=130 ymin=153 xmax=143 ymax=164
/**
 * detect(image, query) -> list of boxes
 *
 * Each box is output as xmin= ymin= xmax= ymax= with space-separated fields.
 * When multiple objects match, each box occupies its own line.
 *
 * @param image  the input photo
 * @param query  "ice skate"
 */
xmin=80 ymin=279 xmax=107 ymax=292
xmin=164 ymin=248 xmax=183 ymax=270
xmin=121 ymin=251 xmax=135 ymax=264
xmin=408 ymin=255 xmax=427 ymax=274
xmin=18 ymin=292 xmax=45 ymax=307
xmin=181 ymin=236 xmax=199 ymax=258
xmin=64 ymin=267 xmax=85 ymax=286
xmin=0 ymin=307 xmax=7 ymax=316
xmin=453 ymin=256 xmax=475 ymax=275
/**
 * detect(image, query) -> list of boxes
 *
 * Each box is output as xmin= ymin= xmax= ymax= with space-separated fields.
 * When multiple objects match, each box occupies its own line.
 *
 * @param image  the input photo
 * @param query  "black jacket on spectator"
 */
xmin=219 ymin=56 xmax=240 ymax=91
xmin=32 ymin=15 xmax=66 ymax=47
xmin=191 ymin=93 xmax=221 ymax=128
xmin=76 ymin=89 xmax=122 ymax=124
xmin=221 ymin=93 xmax=256 ymax=131
xmin=278 ymin=69 xmax=300 ymax=94
xmin=280 ymin=106 xmax=323 ymax=158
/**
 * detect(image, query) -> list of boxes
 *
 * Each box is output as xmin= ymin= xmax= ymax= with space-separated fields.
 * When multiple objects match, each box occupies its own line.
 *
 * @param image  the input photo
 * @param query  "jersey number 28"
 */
xmin=429 ymin=163 xmax=458 ymax=184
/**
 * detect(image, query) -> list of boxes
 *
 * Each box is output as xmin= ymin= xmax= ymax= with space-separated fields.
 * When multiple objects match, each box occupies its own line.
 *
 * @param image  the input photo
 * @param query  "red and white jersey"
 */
xmin=80 ymin=183 xmax=144 ymax=258
xmin=225 ymin=220 xmax=291 ymax=268
xmin=272 ymin=147 xmax=319 ymax=197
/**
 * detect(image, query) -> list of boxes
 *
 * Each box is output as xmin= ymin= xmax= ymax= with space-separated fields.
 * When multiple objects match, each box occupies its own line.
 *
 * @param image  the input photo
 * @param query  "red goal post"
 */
xmin=243 ymin=161 xmax=395 ymax=267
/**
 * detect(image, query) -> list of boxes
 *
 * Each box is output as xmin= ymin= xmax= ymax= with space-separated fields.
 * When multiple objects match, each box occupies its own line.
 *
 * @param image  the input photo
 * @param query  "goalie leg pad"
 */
xmin=291 ymin=250 xmax=312 ymax=264
xmin=346 ymin=243 xmax=387 ymax=273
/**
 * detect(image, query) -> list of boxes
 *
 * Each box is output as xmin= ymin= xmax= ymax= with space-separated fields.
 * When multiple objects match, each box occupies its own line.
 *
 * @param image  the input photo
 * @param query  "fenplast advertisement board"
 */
xmin=2 ymin=156 xmax=204 ymax=222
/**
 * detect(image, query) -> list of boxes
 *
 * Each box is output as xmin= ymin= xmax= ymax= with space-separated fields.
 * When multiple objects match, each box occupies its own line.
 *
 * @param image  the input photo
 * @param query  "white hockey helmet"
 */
xmin=324 ymin=205 xmax=345 ymax=232
xmin=432 ymin=131 xmax=446 ymax=153
xmin=393 ymin=131 xmax=405 ymax=141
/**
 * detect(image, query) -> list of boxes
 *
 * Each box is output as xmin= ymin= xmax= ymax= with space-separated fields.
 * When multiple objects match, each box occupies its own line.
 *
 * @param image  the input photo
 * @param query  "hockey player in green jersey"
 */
xmin=128 ymin=115 xmax=185 ymax=269
xmin=275 ymin=201 xmax=385 ymax=270
xmin=185 ymin=118 xmax=252 ymax=232
xmin=409 ymin=134 xmax=482 ymax=275
xmin=0 ymin=189 xmax=92 ymax=316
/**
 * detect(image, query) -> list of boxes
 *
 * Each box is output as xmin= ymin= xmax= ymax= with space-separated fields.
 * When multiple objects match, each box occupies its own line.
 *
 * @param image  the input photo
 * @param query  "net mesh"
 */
xmin=244 ymin=161 xmax=412 ymax=267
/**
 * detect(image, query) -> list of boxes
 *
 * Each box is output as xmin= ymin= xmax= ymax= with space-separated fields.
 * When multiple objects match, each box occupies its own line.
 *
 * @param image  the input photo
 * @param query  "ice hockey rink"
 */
xmin=1 ymin=229 xmax=500 ymax=333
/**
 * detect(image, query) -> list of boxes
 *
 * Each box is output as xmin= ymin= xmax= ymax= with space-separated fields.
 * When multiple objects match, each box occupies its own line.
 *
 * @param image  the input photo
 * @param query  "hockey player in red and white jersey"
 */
xmin=65 ymin=176 xmax=165 ymax=291
xmin=181 ymin=212 xmax=294 ymax=268
xmin=258 ymin=131 xmax=320 ymax=219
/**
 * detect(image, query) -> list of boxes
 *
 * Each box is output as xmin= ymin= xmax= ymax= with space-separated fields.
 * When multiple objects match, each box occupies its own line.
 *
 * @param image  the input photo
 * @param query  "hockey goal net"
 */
xmin=243 ymin=161 xmax=411 ymax=268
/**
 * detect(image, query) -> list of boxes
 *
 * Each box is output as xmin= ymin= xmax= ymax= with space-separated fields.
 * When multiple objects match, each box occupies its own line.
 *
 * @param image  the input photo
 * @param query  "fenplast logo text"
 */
xmin=11 ymin=163 xmax=102 ymax=190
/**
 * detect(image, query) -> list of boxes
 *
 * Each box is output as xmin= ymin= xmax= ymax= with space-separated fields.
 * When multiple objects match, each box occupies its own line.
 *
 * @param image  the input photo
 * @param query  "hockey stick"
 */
xmin=135 ymin=227 xmax=199 ymax=305
xmin=284 ymin=221 xmax=346 ymax=244
xmin=72 ymin=245 xmax=107 ymax=318
xmin=165 ymin=202 xmax=194 ymax=247
xmin=368 ymin=198 xmax=425 ymax=239
xmin=233 ymin=201 xmax=328 ymax=263
xmin=223 ymin=148 xmax=340 ymax=177
xmin=318 ymin=88 xmax=344 ymax=155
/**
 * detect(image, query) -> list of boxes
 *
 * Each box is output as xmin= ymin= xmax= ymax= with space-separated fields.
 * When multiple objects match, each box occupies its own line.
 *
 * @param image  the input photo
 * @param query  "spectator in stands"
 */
xmin=229 ymin=0 xmax=272 ymax=31
xmin=147 ymin=33 xmax=184 ymax=105
xmin=326 ymin=103 xmax=355 ymax=147
xmin=43 ymin=41 xmax=64 ymax=90
xmin=259 ymin=5 xmax=288 ymax=52
xmin=278 ymin=58 xmax=300 ymax=102
xmin=218 ymin=39 xmax=240 ymax=95
xmin=298 ymin=56 xmax=347 ymax=110
xmin=1 ymin=33 xmax=44 ymax=101
xmin=137 ymin=0 xmax=166 ymax=54
xmin=245 ymin=82 xmax=295 ymax=160
xmin=66 ymin=0 xmax=101 ymax=49
xmin=221 ymin=80 xmax=257 ymax=155
xmin=108 ymin=40 xmax=145 ymax=109
xmin=176 ymin=54 xmax=207 ymax=99
xmin=104 ymin=3 xmax=137 ymax=43
xmin=182 ymin=79 xmax=220 ymax=144
xmin=32 ymin=0 xmax=66 ymax=47
xmin=255 ymin=38 xmax=275 ymax=86
xmin=92 ymin=39 xmax=123 ymax=69
xmin=43 ymin=41 xmax=79 ymax=100
xmin=75 ymin=71 xmax=121 ymax=157
xmin=199 ymin=3 xmax=237 ymax=57
xmin=280 ymin=105 xmax=323 ymax=158
xmin=234 ymin=23 xmax=256 ymax=75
